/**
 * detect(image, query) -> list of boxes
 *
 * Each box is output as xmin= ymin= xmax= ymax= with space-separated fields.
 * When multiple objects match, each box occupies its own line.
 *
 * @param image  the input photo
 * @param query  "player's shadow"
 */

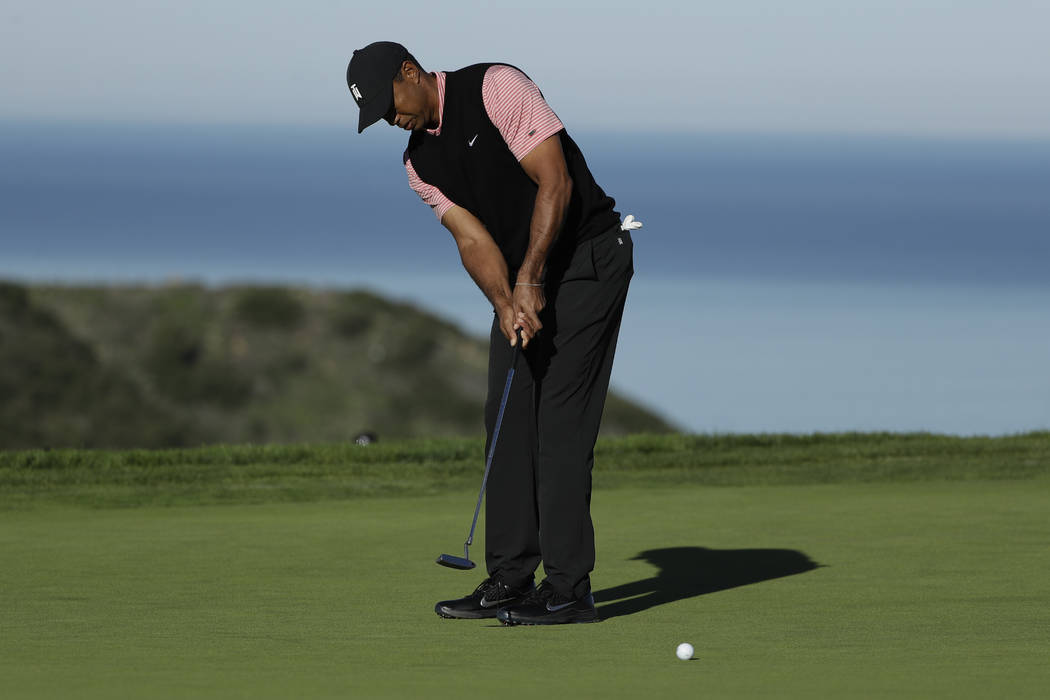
xmin=594 ymin=546 xmax=821 ymax=619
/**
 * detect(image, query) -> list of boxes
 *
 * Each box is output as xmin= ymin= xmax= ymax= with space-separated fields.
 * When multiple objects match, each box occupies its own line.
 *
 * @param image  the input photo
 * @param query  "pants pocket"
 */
xmin=594 ymin=230 xmax=633 ymax=282
xmin=554 ymin=238 xmax=598 ymax=283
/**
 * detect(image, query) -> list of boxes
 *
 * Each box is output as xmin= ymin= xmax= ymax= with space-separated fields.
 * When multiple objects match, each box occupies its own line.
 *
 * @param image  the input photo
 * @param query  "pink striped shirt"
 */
xmin=404 ymin=65 xmax=565 ymax=222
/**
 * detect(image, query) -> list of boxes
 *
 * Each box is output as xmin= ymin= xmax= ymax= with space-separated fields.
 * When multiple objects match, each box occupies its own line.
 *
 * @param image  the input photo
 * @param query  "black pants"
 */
xmin=484 ymin=224 xmax=634 ymax=600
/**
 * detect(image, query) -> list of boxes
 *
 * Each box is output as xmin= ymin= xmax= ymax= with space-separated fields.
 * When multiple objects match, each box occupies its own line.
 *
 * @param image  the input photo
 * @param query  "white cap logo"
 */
xmin=350 ymin=83 xmax=363 ymax=102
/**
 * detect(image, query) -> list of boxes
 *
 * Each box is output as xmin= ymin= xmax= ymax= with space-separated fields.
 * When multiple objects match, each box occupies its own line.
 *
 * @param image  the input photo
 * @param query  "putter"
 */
xmin=437 ymin=330 xmax=522 ymax=570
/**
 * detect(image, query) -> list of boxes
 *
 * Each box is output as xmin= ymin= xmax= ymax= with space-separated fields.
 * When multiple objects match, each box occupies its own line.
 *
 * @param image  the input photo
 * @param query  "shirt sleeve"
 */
xmin=482 ymin=65 xmax=564 ymax=161
xmin=405 ymin=155 xmax=457 ymax=222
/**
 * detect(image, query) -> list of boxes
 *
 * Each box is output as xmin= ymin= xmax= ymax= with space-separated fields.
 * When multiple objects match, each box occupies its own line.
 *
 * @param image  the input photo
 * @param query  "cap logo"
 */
xmin=350 ymin=83 xmax=363 ymax=102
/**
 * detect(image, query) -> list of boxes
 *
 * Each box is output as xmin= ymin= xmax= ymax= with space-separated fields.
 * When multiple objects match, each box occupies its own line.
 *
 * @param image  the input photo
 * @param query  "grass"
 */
xmin=2 ymin=432 xmax=1048 ymax=509
xmin=2 ymin=483 xmax=1048 ymax=698
xmin=1 ymin=433 xmax=1048 ymax=698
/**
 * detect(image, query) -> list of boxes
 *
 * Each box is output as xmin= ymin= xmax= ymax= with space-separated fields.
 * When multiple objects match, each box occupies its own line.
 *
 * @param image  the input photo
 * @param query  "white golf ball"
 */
xmin=676 ymin=642 xmax=694 ymax=660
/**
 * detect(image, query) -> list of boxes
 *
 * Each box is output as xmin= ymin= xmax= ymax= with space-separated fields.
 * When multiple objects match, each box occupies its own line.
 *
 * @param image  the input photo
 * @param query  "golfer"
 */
xmin=347 ymin=42 xmax=638 ymax=625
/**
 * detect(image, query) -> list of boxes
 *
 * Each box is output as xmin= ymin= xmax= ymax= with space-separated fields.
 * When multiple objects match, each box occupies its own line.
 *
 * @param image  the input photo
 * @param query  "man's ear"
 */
xmin=401 ymin=60 xmax=419 ymax=83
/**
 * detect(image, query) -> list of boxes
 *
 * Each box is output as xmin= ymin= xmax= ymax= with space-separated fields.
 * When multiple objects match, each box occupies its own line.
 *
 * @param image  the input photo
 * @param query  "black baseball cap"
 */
xmin=347 ymin=41 xmax=409 ymax=133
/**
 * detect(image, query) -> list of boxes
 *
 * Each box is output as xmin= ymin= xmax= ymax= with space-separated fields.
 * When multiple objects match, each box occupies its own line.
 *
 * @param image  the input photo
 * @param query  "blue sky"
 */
xmin=2 ymin=0 xmax=1048 ymax=138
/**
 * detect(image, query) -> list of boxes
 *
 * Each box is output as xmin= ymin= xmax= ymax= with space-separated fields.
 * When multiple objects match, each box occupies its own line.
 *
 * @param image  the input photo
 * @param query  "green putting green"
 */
xmin=2 ymin=480 xmax=1047 ymax=698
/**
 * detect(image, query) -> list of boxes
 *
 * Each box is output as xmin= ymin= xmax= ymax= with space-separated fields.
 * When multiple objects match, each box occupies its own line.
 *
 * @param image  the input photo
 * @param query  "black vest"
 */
xmin=405 ymin=63 xmax=620 ymax=278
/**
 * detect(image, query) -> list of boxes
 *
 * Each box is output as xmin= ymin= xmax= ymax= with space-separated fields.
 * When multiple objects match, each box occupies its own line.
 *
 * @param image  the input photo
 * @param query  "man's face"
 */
xmin=385 ymin=63 xmax=431 ymax=131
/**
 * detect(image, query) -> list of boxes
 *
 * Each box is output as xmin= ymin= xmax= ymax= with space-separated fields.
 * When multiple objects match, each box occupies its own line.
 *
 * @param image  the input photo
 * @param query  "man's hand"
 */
xmin=496 ymin=301 xmax=523 ymax=347
xmin=512 ymin=284 xmax=545 ymax=347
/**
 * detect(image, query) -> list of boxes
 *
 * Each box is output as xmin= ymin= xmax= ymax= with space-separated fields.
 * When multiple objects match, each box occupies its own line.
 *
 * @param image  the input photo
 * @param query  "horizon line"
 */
xmin=3 ymin=117 xmax=1050 ymax=147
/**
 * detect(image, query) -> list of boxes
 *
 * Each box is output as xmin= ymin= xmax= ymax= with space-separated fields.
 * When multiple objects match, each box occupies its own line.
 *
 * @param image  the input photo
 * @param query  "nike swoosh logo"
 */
xmin=468 ymin=134 xmax=478 ymax=147
xmin=546 ymin=600 xmax=575 ymax=612
xmin=479 ymin=596 xmax=510 ymax=608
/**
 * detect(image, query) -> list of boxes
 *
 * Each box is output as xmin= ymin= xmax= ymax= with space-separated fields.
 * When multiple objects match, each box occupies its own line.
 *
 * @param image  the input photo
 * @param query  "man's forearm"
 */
xmin=458 ymin=236 xmax=513 ymax=311
xmin=516 ymin=179 xmax=572 ymax=284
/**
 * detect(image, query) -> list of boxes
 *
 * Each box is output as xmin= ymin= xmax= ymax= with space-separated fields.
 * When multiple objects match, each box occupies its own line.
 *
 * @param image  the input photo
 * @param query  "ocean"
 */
xmin=2 ymin=121 xmax=1048 ymax=435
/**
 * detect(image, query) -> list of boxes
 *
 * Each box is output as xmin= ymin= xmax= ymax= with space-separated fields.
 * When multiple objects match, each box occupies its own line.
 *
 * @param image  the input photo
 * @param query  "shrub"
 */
xmin=232 ymin=287 xmax=304 ymax=329
xmin=143 ymin=321 xmax=252 ymax=407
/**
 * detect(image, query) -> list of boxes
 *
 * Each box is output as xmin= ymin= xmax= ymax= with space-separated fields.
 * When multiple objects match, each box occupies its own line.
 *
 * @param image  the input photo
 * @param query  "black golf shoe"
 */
xmin=496 ymin=580 xmax=599 ymax=625
xmin=434 ymin=576 xmax=534 ymax=619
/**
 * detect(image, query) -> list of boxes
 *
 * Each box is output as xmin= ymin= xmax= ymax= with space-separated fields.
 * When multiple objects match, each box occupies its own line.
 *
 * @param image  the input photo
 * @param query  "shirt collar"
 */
xmin=427 ymin=72 xmax=446 ymax=136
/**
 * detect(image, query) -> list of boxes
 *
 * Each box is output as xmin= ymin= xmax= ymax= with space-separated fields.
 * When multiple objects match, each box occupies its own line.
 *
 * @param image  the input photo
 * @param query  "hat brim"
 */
xmin=357 ymin=87 xmax=394 ymax=134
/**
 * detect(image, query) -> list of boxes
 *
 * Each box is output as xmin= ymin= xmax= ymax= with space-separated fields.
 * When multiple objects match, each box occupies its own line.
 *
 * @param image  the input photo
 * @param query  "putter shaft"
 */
xmin=437 ymin=332 xmax=521 ymax=568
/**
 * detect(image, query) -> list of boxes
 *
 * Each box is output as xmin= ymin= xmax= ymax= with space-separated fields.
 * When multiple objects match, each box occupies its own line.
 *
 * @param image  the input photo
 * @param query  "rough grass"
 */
xmin=2 ymin=432 xmax=1048 ymax=509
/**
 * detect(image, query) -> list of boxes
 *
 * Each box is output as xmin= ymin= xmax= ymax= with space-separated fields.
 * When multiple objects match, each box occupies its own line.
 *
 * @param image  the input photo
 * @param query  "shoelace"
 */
xmin=476 ymin=576 xmax=502 ymax=598
xmin=476 ymin=575 xmax=515 ymax=612
xmin=519 ymin=580 xmax=555 ymax=606
xmin=495 ymin=578 xmax=510 ymax=614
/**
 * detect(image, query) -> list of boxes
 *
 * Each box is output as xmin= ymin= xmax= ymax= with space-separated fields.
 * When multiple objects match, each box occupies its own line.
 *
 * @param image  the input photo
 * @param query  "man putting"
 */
xmin=347 ymin=42 xmax=638 ymax=625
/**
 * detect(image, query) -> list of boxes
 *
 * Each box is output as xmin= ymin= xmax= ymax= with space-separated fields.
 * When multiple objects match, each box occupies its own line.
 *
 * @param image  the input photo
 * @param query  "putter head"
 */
xmin=436 ymin=554 xmax=476 ymax=570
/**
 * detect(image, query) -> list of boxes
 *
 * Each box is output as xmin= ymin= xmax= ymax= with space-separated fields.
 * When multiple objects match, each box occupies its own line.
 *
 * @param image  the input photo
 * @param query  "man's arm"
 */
xmin=441 ymin=205 xmax=524 ymax=346
xmin=517 ymin=133 xmax=573 ymax=282
xmin=511 ymin=133 xmax=573 ymax=340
